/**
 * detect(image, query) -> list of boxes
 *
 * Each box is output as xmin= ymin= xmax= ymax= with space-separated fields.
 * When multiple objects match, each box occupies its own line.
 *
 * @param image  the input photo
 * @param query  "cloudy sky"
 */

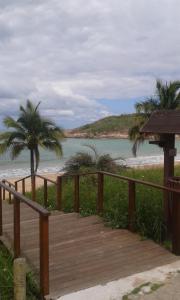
xmin=0 ymin=0 xmax=180 ymax=129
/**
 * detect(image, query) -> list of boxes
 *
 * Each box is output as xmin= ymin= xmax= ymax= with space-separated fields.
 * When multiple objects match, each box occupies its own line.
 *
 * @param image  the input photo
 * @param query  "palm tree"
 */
xmin=129 ymin=80 xmax=180 ymax=156
xmin=0 ymin=100 xmax=64 ymax=175
xmin=63 ymin=144 xmax=125 ymax=174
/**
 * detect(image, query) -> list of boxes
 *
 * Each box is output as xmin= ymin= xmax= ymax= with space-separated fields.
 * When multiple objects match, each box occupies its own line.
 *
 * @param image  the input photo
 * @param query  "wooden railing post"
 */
xmin=44 ymin=179 xmax=48 ymax=208
xmin=39 ymin=214 xmax=49 ymax=297
xmin=9 ymin=183 xmax=12 ymax=204
xmin=15 ymin=181 xmax=18 ymax=192
xmin=128 ymin=180 xmax=136 ymax=232
xmin=172 ymin=191 xmax=180 ymax=255
xmin=97 ymin=172 xmax=104 ymax=214
xmin=56 ymin=176 xmax=62 ymax=210
xmin=2 ymin=180 xmax=5 ymax=200
xmin=14 ymin=197 xmax=20 ymax=258
xmin=22 ymin=179 xmax=25 ymax=195
xmin=74 ymin=175 xmax=80 ymax=212
xmin=31 ymin=175 xmax=36 ymax=201
xmin=0 ymin=187 xmax=2 ymax=236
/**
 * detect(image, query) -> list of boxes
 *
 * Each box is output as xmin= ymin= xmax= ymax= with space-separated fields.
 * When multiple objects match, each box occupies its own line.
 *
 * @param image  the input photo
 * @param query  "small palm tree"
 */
xmin=63 ymin=144 xmax=125 ymax=174
xmin=0 ymin=100 xmax=64 ymax=175
xmin=129 ymin=80 xmax=180 ymax=156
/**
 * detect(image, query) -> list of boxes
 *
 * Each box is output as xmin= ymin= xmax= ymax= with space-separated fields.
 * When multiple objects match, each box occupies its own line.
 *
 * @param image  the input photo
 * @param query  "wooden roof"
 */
xmin=140 ymin=110 xmax=180 ymax=134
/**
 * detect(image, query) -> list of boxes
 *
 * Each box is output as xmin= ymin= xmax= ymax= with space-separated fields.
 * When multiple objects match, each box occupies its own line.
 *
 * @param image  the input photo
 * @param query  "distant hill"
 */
xmin=66 ymin=114 xmax=137 ymax=138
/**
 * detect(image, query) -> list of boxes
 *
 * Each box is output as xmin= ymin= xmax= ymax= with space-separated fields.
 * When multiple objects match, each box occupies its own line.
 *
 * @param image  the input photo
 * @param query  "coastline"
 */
xmin=4 ymin=160 xmax=180 ymax=192
xmin=65 ymin=132 xmax=129 ymax=139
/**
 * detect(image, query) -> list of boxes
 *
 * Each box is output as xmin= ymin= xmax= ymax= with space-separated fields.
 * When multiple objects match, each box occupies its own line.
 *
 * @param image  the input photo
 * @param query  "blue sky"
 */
xmin=0 ymin=0 xmax=180 ymax=129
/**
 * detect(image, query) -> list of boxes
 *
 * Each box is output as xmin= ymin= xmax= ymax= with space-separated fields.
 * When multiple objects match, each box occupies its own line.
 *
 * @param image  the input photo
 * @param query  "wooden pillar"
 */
xmin=97 ymin=172 xmax=104 ymax=214
xmin=31 ymin=175 xmax=36 ymax=201
xmin=0 ymin=187 xmax=2 ymax=236
xmin=74 ymin=175 xmax=80 ymax=212
xmin=14 ymin=258 xmax=26 ymax=300
xmin=128 ymin=181 xmax=136 ymax=232
xmin=9 ymin=183 xmax=12 ymax=204
xmin=56 ymin=176 xmax=62 ymax=210
xmin=163 ymin=134 xmax=175 ymax=234
xmin=172 ymin=191 xmax=180 ymax=255
xmin=14 ymin=197 xmax=20 ymax=258
xmin=39 ymin=214 xmax=49 ymax=297
xmin=22 ymin=179 xmax=25 ymax=195
xmin=2 ymin=180 xmax=5 ymax=200
xmin=44 ymin=179 xmax=48 ymax=207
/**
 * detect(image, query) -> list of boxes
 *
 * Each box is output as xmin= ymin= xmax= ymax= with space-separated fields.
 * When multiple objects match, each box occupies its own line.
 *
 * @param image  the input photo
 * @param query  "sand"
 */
xmin=6 ymin=173 xmax=59 ymax=194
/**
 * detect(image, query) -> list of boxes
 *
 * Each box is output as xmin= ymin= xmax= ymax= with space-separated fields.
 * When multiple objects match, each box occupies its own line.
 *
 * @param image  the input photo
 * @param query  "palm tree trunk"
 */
xmin=30 ymin=149 xmax=34 ymax=176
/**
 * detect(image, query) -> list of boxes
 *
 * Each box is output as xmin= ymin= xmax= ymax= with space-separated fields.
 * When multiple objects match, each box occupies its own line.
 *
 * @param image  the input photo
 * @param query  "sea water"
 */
xmin=1 ymin=138 xmax=180 ymax=179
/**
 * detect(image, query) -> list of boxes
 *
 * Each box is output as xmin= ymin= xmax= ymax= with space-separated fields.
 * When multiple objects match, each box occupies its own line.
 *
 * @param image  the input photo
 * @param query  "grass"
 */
xmin=0 ymin=241 xmax=41 ymax=300
xmin=26 ymin=165 xmax=180 ymax=244
xmin=122 ymin=281 xmax=164 ymax=299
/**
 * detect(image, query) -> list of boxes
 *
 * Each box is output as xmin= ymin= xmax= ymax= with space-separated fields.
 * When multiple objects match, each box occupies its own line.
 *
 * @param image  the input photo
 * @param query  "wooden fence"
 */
xmin=13 ymin=171 xmax=180 ymax=254
xmin=0 ymin=181 xmax=50 ymax=298
xmin=1 ymin=171 xmax=180 ymax=298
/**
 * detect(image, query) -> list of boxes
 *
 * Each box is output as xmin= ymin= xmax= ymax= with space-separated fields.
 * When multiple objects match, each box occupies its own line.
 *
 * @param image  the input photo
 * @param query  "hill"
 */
xmin=66 ymin=114 xmax=137 ymax=138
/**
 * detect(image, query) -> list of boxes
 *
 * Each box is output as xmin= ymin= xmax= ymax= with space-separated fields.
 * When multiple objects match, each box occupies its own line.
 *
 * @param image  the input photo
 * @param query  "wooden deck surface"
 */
xmin=1 ymin=200 xmax=178 ymax=299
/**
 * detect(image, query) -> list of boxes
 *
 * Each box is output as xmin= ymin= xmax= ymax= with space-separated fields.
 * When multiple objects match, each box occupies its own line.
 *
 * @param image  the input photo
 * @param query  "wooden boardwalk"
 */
xmin=2 ymin=200 xmax=178 ymax=299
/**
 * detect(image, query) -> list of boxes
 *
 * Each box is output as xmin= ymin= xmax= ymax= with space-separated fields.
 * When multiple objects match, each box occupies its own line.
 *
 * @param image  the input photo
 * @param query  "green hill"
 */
xmin=69 ymin=114 xmax=137 ymax=138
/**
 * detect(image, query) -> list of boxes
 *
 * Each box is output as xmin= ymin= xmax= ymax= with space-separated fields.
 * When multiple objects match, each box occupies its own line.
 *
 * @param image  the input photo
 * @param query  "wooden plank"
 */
xmin=2 ymin=199 xmax=178 ymax=298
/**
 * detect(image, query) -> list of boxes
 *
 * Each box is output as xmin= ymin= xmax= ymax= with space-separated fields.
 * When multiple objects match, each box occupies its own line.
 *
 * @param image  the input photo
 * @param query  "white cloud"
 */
xmin=0 ymin=0 xmax=180 ymax=127
xmin=43 ymin=109 xmax=74 ymax=117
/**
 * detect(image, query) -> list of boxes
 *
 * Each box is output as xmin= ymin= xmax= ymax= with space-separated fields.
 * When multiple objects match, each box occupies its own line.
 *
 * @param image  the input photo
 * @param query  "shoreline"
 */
xmin=4 ymin=161 xmax=180 ymax=192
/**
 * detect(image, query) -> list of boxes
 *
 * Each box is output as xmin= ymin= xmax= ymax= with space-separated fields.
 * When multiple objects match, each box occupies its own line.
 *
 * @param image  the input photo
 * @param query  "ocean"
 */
xmin=1 ymin=138 xmax=180 ymax=179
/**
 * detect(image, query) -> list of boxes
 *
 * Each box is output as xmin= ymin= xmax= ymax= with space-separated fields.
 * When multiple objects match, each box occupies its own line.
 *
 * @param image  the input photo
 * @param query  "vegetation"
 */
xmin=129 ymin=79 xmax=180 ymax=156
xmin=26 ymin=165 xmax=180 ymax=244
xmin=0 ymin=241 xmax=40 ymax=300
xmin=122 ymin=282 xmax=164 ymax=299
xmin=71 ymin=114 xmax=137 ymax=136
xmin=0 ymin=100 xmax=64 ymax=175
xmin=63 ymin=144 xmax=125 ymax=174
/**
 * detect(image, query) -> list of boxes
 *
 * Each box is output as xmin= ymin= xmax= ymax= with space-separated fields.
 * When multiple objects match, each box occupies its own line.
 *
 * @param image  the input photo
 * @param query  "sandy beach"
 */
xmin=7 ymin=173 xmax=59 ymax=193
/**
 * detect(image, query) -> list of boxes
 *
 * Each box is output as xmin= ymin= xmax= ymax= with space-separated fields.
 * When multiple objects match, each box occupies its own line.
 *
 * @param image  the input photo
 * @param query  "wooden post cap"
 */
xmin=14 ymin=258 xmax=26 ymax=300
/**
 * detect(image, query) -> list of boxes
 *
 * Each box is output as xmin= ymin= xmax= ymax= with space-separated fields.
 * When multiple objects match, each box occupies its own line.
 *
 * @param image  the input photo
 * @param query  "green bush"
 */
xmin=0 ymin=242 xmax=41 ymax=300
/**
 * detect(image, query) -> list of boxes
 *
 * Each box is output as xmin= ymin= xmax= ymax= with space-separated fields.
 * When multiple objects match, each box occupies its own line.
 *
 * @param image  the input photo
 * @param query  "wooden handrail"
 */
xmin=15 ymin=174 xmax=32 ymax=183
xmin=0 ymin=180 xmax=50 ymax=298
xmin=99 ymin=171 xmax=180 ymax=194
xmin=36 ymin=174 xmax=57 ymax=185
xmin=0 ymin=182 xmax=50 ymax=216
xmin=62 ymin=172 xmax=97 ymax=178
xmin=2 ymin=179 xmax=15 ymax=188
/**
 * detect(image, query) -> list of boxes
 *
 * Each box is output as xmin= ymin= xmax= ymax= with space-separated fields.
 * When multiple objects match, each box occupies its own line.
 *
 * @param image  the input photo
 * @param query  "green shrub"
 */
xmin=0 ymin=242 xmax=40 ymax=300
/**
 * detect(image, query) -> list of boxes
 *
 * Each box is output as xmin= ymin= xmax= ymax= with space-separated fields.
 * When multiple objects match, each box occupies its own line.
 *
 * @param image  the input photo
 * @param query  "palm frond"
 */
xmin=3 ymin=117 xmax=24 ymax=131
xmin=84 ymin=144 xmax=99 ymax=160
xmin=0 ymin=142 xmax=9 ymax=155
xmin=10 ymin=143 xmax=25 ymax=160
xmin=132 ymin=134 xmax=146 ymax=157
